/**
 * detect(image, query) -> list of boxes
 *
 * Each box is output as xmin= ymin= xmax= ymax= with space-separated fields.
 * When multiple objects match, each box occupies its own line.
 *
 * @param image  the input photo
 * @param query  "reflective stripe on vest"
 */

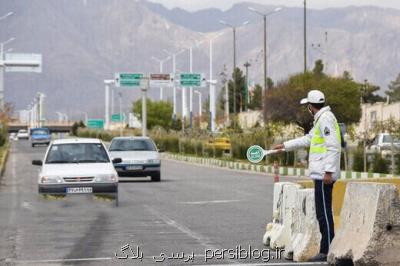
xmin=310 ymin=120 xmax=341 ymax=154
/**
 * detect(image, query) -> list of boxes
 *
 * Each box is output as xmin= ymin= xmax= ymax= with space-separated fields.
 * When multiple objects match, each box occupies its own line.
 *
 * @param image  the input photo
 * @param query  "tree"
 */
xmin=361 ymin=79 xmax=385 ymax=103
xmin=313 ymin=59 xmax=325 ymax=79
xmin=228 ymin=67 xmax=246 ymax=113
xmin=265 ymin=61 xmax=362 ymax=133
xmin=71 ymin=120 xmax=86 ymax=136
xmin=248 ymin=84 xmax=262 ymax=110
xmin=386 ymin=73 xmax=400 ymax=102
xmin=132 ymin=99 xmax=173 ymax=130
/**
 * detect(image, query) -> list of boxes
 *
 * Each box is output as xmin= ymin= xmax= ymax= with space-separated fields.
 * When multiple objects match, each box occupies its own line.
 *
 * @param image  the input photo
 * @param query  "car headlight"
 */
xmin=147 ymin=159 xmax=160 ymax=164
xmin=40 ymin=176 xmax=62 ymax=184
xmin=95 ymin=174 xmax=118 ymax=182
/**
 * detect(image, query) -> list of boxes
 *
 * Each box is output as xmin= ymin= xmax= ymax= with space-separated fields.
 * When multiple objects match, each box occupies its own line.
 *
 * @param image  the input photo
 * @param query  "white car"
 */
xmin=17 ymin=129 xmax=29 ymax=140
xmin=109 ymin=136 xmax=161 ymax=182
xmin=32 ymin=138 xmax=122 ymax=206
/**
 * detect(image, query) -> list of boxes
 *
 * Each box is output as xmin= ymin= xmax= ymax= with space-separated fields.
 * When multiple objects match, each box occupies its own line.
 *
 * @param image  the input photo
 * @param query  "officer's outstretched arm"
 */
xmin=283 ymin=133 xmax=312 ymax=151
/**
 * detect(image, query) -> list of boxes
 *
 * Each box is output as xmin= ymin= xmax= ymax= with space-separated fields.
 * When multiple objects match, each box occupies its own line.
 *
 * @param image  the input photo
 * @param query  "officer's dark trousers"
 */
xmin=314 ymin=179 xmax=335 ymax=254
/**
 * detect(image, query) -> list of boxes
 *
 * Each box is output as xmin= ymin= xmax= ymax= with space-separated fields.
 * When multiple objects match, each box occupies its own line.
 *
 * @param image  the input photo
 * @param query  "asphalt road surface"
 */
xmin=0 ymin=141 xmax=325 ymax=266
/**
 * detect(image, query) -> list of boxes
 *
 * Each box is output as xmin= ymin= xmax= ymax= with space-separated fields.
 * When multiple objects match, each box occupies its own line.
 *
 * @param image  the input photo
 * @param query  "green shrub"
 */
xmin=372 ymin=153 xmax=389 ymax=174
xmin=352 ymin=148 xmax=365 ymax=172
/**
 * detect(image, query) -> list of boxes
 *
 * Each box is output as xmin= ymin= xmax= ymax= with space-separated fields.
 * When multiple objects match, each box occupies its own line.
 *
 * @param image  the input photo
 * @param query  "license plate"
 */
xmin=66 ymin=187 xmax=93 ymax=194
xmin=126 ymin=165 xmax=142 ymax=170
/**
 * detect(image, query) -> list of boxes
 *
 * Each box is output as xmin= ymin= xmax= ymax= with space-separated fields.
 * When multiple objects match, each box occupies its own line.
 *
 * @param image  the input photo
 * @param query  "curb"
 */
xmin=161 ymin=153 xmax=397 ymax=180
xmin=0 ymin=143 xmax=10 ymax=178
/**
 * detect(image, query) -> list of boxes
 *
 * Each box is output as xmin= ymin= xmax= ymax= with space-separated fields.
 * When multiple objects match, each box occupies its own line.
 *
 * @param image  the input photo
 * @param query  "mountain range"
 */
xmin=1 ymin=0 xmax=399 ymax=119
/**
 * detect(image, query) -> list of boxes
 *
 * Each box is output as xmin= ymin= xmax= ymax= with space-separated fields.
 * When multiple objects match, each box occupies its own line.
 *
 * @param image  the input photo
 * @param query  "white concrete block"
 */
xmin=328 ymin=182 xmax=400 ymax=266
xmin=286 ymin=188 xmax=321 ymax=262
xmin=263 ymin=182 xmax=302 ymax=249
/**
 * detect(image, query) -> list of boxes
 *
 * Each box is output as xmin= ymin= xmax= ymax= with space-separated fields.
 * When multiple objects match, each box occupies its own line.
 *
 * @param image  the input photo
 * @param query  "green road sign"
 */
xmin=111 ymin=113 xmax=125 ymax=122
xmin=115 ymin=73 xmax=143 ymax=87
xmin=87 ymin=119 xmax=104 ymax=129
xmin=180 ymin=73 xmax=202 ymax=87
xmin=246 ymin=145 xmax=265 ymax=164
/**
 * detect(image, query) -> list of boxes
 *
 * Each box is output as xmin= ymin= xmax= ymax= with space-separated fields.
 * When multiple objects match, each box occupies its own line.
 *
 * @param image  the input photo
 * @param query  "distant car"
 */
xmin=32 ymin=138 xmax=122 ymax=206
xmin=9 ymin=132 xmax=17 ymax=141
xmin=367 ymin=133 xmax=400 ymax=154
xmin=109 ymin=136 xmax=161 ymax=182
xmin=17 ymin=129 xmax=29 ymax=140
xmin=205 ymin=137 xmax=231 ymax=154
xmin=30 ymin=127 xmax=51 ymax=147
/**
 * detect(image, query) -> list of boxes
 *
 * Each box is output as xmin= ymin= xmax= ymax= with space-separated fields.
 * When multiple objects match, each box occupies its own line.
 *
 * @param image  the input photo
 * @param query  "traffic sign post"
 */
xmin=180 ymin=73 xmax=204 ymax=87
xmin=1 ymin=52 xmax=42 ymax=111
xmin=87 ymin=119 xmax=104 ymax=129
xmin=115 ymin=73 xmax=143 ymax=87
xmin=140 ymin=77 xmax=150 ymax=137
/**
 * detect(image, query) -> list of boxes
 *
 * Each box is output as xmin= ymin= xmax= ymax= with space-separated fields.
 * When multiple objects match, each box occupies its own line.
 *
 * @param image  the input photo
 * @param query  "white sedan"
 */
xmin=17 ymin=129 xmax=29 ymax=140
xmin=109 ymin=136 xmax=161 ymax=182
xmin=32 ymin=138 xmax=122 ymax=206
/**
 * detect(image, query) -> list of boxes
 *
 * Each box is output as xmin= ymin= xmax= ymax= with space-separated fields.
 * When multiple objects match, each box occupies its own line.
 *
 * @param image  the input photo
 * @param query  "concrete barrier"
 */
xmin=263 ymin=182 xmax=302 ymax=249
xmin=328 ymin=182 xmax=400 ymax=265
xmin=285 ymin=188 xmax=321 ymax=262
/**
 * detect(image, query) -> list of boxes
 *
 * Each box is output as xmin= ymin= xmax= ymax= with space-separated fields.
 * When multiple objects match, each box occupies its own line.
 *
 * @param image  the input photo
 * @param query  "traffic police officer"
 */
xmin=274 ymin=89 xmax=341 ymax=262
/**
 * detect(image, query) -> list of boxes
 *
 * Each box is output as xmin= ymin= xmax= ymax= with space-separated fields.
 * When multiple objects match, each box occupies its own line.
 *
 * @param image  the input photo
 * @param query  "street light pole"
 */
xmin=151 ymin=56 xmax=171 ymax=101
xmin=104 ymin=79 xmax=114 ymax=130
xmin=195 ymin=91 xmax=202 ymax=127
xmin=0 ymin=12 xmax=13 ymax=21
xmin=163 ymin=49 xmax=185 ymax=124
xmin=118 ymin=92 xmax=122 ymax=136
xmin=189 ymin=46 xmax=193 ymax=129
xmin=248 ymin=7 xmax=282 ymax=121
xmin=219 ymin=21 xmax=248 ymax=120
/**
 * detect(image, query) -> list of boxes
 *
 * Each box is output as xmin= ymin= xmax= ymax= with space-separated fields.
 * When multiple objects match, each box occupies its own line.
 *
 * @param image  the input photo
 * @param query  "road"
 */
xmin=0 ymin=141 xmax=321 ymax=266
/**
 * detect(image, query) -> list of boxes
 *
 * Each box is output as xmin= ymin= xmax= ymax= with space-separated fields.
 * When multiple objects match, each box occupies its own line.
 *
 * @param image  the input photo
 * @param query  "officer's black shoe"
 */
xmin=307 ymin=253 xmax=327 ymax=262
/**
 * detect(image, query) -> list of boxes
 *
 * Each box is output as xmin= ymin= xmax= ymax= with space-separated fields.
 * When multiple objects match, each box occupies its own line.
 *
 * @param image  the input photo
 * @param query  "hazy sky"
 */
xmin=148 ymin=0 xmax=400 ymax=11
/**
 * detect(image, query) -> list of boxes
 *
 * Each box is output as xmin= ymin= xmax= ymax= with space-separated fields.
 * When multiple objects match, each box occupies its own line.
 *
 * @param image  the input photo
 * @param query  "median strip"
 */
xmin=162 ymin=153 xmax=398 ymax=180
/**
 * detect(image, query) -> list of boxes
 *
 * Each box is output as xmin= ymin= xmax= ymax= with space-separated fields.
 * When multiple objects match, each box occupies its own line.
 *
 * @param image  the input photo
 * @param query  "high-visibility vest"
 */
xmin=310 ymin=119 xmax=341 ymax=154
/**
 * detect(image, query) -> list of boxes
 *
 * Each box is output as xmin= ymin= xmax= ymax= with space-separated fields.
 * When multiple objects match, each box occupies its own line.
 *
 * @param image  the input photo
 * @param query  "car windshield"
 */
xmin=382 ymin=135 xmax=400 ymax=144
xmin=32 ymin=129 xmax=49 ymax=135
xmin=45 ymin=143 xmax=109 ymax=163
xmin=109 ymin=139 xmax=156 ymax=151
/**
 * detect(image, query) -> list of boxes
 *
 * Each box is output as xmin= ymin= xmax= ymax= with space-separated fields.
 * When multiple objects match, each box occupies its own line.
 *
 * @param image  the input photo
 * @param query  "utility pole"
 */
xmin=243 ymin=61 xmax=251 ymax=111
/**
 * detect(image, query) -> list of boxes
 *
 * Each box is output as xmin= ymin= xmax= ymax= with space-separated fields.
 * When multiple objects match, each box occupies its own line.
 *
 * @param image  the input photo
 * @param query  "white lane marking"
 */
xmin=21 ymin=201 xmax=32 ymax=210
xmin=178 ymin=199 xmax=243 ymax=205
xmin=145 ymin=205 xmax=219 ymax=250
xmin=192 ymin=262 xmax=328 ymax=266
xmin=6 ymin=257 xmax=112 ymax=264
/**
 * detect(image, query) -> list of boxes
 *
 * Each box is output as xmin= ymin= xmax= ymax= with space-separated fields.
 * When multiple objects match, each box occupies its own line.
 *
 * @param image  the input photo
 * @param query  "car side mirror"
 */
xmin=112 ymin=158 xmax=122 ymax=164
xmin=158 ymin=149 xmax=165 ymax=153
xmin=32 ymin=160 xmax=43 ymax=166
